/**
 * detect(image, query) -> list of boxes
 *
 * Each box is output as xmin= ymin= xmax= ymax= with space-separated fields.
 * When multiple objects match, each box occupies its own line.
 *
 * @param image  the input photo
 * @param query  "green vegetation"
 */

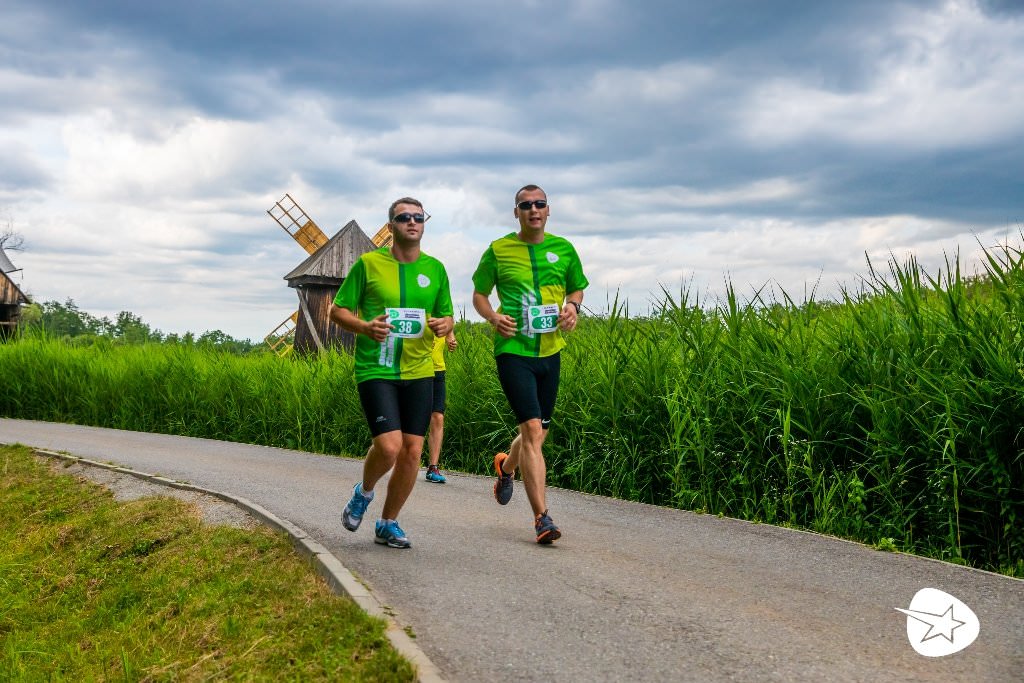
xmin=19 ymin=299 xmax=259 ymax=353
xmin=2 ymin=242 xmax=1022 ymax=576
xmin=0 ymin=445 xmax=415 ymax=681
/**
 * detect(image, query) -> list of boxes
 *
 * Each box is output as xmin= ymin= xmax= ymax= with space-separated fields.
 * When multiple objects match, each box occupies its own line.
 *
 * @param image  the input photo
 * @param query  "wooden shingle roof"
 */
xmin=284 ymin=220 xmax=377 ymax=287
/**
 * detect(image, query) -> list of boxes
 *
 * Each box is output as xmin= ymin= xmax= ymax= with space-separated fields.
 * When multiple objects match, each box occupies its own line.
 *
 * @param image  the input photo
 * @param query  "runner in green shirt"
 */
xmin=472 ymin=184 xmax=589 ymax=543
xmin=329 ymin=197 xmax=454 ymax=549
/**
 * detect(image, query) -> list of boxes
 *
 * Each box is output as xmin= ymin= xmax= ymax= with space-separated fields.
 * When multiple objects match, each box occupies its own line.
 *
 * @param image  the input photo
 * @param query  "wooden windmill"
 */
xmin=264 ymin=194 xmax=392 ymax=356
xmin=0 ymin=246 xmax=29 ymax=340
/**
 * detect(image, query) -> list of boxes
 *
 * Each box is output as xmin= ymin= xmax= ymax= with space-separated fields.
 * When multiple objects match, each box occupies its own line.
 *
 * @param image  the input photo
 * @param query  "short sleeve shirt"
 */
xmin=472 ymin=232 xmax=588 ymax=358
xmin=334 ymin=248 xmax=454 ymax=383
xmin=431 ymin=333 xmax=446 ymax=372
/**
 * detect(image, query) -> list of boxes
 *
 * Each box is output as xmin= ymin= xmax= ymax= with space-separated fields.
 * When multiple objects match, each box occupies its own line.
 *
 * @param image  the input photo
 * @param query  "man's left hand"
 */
xmin=428 ymin=316 xmax=454 ymax=338
xmin=558 ymin=303 xmax=578 ymax=332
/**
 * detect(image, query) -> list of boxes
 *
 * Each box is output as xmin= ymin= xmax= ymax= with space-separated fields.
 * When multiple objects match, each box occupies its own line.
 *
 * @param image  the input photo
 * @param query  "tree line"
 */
xmin=19 ymin=299 xmax=260 ymax=354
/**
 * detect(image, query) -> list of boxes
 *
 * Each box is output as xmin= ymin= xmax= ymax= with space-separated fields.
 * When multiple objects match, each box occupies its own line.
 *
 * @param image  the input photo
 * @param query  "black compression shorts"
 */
xmin=357 ymin=377 xmax=434 ymax=437
xmin=432 ymin=370 xmax=446 ymax=415
xmin=495 ymin=352 xmax=561 ymax=429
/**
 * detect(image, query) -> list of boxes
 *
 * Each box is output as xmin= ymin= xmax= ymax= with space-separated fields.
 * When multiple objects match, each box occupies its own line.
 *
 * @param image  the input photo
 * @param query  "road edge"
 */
xmin=31 ymin=447 xmax=446 ymax=683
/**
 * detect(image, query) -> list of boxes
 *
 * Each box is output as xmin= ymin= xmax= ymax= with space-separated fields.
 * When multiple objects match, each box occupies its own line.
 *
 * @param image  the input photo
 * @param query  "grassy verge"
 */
xmin=0 ymin=445 xmax=415 ymax=682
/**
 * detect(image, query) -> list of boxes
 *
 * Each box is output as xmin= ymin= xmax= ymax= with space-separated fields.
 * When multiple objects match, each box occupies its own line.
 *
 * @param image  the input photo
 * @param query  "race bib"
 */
xmin=526 ymin=304 xmax=560 ymax=334
xmin=386 ymin=307 xmax=426 ymax=338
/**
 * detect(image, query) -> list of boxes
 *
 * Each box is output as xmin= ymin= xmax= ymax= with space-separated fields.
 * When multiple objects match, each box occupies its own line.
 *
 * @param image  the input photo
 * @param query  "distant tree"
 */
xmin=197 ymin=329 xmax=227 ymax=345
xmin=1 ymin=211 xmax=25 ymax=253
xmin=0 ymin=231 xmax=23 ymax=252
xmin=19 ymin=302 xmax=42 ymax=327
xmin=36 ymin=299 xmax=104 ymax=337
xmin=113 ymin=310 xmax=161 ymax=344
xmin=165 ymin=331 xmax=197 ymax=346
xmin=22 ymin=298 xmax=256 ymax=353
xmin=197 ymin=329 xmax=257 ymax=354
xmin=95 ymin=315 xmax=116 ymax=336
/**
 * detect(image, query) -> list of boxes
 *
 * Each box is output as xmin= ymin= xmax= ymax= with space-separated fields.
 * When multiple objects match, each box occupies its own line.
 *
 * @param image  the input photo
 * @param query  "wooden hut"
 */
xmin=0 ymin=248 xmax=29 ymax=340
xmin=283 ymin=219 xmax=377 ymax=355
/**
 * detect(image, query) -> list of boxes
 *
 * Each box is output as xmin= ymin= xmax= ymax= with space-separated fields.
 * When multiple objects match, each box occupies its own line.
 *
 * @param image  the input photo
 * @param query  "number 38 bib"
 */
xmin=526 ymin=304 xmax=560 ymax=334
xmin=386 ymin=307 xmax=426 ymax=338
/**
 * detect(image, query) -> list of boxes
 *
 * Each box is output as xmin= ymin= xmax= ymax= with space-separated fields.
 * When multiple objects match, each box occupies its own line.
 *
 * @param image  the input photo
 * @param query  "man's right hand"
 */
xmin=491 ymin=314 xmax=517 ymax=339
xmin=363 ymin=314 xmax=393 ymax=342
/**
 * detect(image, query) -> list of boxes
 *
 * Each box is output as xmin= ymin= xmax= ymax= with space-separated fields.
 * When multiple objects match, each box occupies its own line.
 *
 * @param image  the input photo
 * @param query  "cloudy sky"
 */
xmin=2 ymin=0 xmax=1021 ymax=341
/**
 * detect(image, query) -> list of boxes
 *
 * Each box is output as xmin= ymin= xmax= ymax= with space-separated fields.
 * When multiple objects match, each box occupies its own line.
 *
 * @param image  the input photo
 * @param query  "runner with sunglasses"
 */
xmin=472 ymin=184 xmax=589 ymax=543
xmin=330 ymin=197 xmax=454 ymax=549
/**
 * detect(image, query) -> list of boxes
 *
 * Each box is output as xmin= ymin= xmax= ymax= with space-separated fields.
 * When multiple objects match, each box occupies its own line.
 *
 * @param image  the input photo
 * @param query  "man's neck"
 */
xmin=517 ymin=228 xmax=545 ymax=245
xmin=390 ymin=242 xmax=420 ymax=263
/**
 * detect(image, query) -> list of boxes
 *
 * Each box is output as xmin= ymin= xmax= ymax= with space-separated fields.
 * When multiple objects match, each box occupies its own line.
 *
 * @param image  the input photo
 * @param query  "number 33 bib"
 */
xmin=526 ymin=304 xmax=560 ymax=334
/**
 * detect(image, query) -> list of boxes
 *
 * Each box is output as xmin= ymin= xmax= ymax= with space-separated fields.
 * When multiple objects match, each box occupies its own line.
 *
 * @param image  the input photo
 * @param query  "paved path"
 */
xmin=3 ymin=418 xmax=1022 ymax=682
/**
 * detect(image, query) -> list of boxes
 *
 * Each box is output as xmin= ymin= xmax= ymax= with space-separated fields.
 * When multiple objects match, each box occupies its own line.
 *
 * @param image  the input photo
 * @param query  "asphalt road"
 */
xmin=3 ymin=418 xmax=1022 ymax=682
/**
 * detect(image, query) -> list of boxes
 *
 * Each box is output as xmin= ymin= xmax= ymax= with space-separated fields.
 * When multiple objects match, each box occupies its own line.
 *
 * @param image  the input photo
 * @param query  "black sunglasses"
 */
xmin=517 ymin=200 xmax=548 ymax=211
xmin=392 ymin=212 xmax=426 ymax=224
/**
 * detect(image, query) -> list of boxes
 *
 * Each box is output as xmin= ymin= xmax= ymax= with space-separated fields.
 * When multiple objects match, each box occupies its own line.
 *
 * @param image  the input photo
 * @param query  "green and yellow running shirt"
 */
xmin=472 ymin=232 xmax=589 ymax=358
xmin=431 ymin=333 xmax=446 ymax=372
xmin=334 ymin=247 xmax=454 ymax=383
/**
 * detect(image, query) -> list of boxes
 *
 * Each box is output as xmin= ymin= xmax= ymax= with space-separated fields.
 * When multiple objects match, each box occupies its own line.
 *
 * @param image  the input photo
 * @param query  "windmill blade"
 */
xmin=268 ymin=193 xmax=329 ymax=255
xmin=370 ymin=224 xmax=393 ymax=248
xmin=264 ymin=310 xmax=298 ymax=356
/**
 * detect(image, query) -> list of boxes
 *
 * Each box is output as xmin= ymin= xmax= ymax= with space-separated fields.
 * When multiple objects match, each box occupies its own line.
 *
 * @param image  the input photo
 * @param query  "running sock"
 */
xmin=356 ymin=481 xmax=375 ymax=501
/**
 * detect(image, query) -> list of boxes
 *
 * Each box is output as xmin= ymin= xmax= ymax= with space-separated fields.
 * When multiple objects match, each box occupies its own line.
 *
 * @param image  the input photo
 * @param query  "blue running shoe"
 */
xmin=374 ymin=519 xmax=411 ymax=548
xmin=425 ymin=464 xmax=447 ymax=484
xmin=342 ymin=482 xmax=373 ymax=532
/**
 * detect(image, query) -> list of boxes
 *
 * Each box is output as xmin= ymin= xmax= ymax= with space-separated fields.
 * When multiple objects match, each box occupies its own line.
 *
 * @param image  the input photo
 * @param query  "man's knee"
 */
xmin=519 ymin=418 xmax=545 ymax=444
xmin=399 ymin=436 xmax=426 ymax=462
xmin=374 ymin=432 xmax=403 ymax=460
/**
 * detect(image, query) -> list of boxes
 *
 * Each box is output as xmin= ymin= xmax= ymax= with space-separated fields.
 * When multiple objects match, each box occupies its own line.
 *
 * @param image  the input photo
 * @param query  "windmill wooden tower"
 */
xmin=0 ymin=246 xmax=29 ymax=340
xmin=265 ymin=194 xmax=392 ymax=356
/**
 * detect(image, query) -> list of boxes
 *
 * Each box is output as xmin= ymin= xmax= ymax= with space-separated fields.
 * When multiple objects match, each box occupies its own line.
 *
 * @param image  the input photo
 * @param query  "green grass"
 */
xmin=1 ymin=240 xmax=1022 ymax=576
xmin=0 ymin=445 xmax=415 ymax=682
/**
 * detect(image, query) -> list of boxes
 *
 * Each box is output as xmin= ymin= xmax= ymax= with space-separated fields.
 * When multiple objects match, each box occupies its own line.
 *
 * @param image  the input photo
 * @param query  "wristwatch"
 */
xmin=568 ymin=301 xmax=581 ymax=314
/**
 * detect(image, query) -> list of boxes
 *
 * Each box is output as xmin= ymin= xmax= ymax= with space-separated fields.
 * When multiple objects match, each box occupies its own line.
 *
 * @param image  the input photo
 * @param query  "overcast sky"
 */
xmin=2 ymin=0 xmax=1021 ymax=341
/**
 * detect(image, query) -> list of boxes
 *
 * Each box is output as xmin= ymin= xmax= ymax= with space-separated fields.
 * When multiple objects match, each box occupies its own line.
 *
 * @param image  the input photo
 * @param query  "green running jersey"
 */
xmin=334 ymin=247 xmax=454 ymax=383
xmin=431 ymin=334 xmax=446 ymax=372
xmin=472 ymin=232 xmax=589 ymax=358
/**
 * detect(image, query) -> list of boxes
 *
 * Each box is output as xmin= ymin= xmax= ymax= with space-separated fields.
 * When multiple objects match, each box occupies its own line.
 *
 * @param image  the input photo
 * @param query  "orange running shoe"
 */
xmin=493 ymin=452 xmax=514 ymax=505
xmin=534 ymin=510 xmax=561 ymax=544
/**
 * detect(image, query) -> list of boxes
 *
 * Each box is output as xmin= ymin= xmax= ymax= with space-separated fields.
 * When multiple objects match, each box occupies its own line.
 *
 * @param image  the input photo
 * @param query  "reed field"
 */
xmin=2 ymin=244 xmax=1022 ymax=576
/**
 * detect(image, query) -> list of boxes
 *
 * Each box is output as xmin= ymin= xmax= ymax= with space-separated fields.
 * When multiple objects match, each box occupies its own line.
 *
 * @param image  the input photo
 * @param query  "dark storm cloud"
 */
xmin=13 ymin=1 xmax=623 ymax=100
xmin=979 ymin=0 xmax=1024 ymax=15
xmin=14 ymin=1 xmax=930 ymax=96
xmin=5 ymin=1 xmax=1022 ymax=231
xmin=4 ymin=0 xmax=1020 ymax=340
